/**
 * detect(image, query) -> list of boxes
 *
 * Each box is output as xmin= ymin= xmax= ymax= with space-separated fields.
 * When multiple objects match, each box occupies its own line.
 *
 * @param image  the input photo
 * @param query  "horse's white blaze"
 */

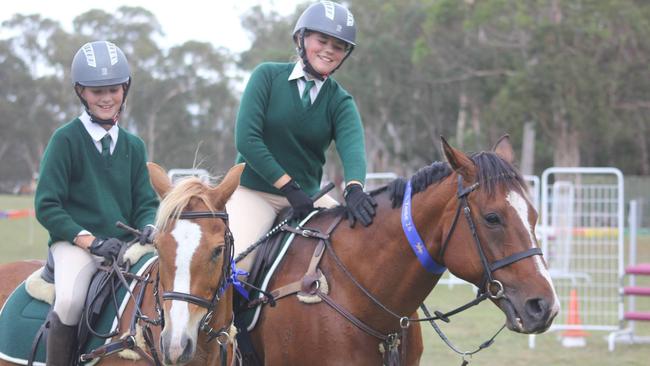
xmin=506 ymin=191 xmax=558 ymax=303
xmin=169 ymin=220 xmax=202 ymax=345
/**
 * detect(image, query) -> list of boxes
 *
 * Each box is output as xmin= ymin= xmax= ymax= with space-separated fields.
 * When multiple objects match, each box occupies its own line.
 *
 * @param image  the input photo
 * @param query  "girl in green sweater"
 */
xmin=34 ymin=41 xmax=158 ymax=365
xmin=228 ymin=1 xmax=376 ymax=271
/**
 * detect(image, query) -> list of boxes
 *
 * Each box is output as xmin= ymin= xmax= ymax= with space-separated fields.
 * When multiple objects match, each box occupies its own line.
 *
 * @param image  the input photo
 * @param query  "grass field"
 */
xmin=1 ymin=194 xmax=649 ymax=365
xmin=0 ymin=195 xmax=47 ymax=263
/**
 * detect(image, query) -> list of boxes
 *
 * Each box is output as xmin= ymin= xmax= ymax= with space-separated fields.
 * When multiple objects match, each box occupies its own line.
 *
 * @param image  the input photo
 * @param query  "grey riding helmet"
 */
xmin=71 ymin=41 xmax=131 ymax=87
xmin=293 ymin=1 xmax=357 ymax=79
xmin=71 ymin=41 xmax=131 ymax=124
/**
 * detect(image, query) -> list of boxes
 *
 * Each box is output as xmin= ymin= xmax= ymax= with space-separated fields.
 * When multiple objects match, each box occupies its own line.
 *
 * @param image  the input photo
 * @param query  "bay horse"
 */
xmin=245 ymin=136 xmax=559 ymax=365
xmin=0 ymin=162 xmax=244 ymax=366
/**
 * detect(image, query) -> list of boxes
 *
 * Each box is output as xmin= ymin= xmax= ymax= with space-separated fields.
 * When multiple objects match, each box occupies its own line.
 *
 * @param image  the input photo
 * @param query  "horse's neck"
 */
xmin=336 ymin=180 xmax=456 ymax=315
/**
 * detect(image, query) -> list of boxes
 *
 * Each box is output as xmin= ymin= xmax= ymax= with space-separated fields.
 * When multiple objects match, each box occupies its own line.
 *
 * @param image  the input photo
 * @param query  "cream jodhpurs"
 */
xmin=50 ymin=241 xmax=102 ymax=326
xmin=226 ymin=185 xmax=338 ymax=271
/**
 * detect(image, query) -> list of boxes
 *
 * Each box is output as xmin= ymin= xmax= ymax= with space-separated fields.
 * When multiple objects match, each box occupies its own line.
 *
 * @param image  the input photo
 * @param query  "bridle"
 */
xmin=434 ymin=175 xmax=543 ymax=298
xmin=403 ymin=174 xmax=543 ymax=364
xmin=159 ymin=210 xmax=235 ymax=354
xmin=76 ymin=211 xmax=236 ymax=366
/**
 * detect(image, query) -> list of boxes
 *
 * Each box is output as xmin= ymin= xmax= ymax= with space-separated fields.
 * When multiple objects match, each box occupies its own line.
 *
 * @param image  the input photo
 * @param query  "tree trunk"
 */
xmin=636 ymin=114 xmax=649 ymax=175
xmin=470 ymin=97 xmax=481 ymax=148
xmin=552 ymin=109 xmax=580 ymax=167
xmin=521 ymin=121 xmax=536 ymax=175
xmin=456 ymin=91 xmax=468 ymax=149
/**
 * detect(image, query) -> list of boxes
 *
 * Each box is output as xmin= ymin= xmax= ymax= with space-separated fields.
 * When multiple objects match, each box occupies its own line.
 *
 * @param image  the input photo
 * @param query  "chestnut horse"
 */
xmin=0 ymin=162 xmax=244 ymax=366
xmin=245 ymin=136 xmax=559 ymax=365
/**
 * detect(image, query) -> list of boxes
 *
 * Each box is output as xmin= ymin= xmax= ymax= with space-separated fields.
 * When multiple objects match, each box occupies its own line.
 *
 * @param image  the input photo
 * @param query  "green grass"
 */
xmin=1 ymin=194 xmax=650 ymax=364
xmin=420 ymin=284 xmax=650 ymax=365
xmin=0 ymin=195 xmax=47 ymax=263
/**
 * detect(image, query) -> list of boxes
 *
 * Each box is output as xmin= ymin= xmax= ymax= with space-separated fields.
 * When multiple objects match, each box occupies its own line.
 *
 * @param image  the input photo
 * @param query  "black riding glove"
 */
xmin=89 ymin=237 xmax=123 ymax=262
xmin=139 ymin=225 xmax=157 ymax=245
xmin=280 ymin=179 xmax=314 ymax=221
xmin=344 ymin=184 xmax=377 ymax=228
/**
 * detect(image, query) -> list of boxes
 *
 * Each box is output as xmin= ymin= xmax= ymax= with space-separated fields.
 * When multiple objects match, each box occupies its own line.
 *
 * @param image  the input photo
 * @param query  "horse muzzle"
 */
xmin=501 ymin=295 xmax=559 ymax=334
xmin=160 ymin=325 xmax=197 ymax=365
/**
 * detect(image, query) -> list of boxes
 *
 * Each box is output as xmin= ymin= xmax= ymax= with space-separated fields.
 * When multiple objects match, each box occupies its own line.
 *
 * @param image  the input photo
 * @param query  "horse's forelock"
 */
xmin=155 ymin=177 xmax=216 ymax=233
xmin=470 ymin=152 xmax=527 ymax=196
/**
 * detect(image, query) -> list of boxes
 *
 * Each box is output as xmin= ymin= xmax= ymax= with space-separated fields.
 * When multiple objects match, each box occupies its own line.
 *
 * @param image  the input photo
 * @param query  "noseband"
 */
xmin=402 ymin=175 xmax=542 ymax=298
xmin=160 ymin=210 xmax=235 ymax=343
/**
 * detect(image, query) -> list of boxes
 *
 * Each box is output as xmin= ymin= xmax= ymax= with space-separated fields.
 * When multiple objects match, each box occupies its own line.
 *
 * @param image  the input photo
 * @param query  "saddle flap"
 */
xmin=0 ymin=253 xmax=158 ymax=365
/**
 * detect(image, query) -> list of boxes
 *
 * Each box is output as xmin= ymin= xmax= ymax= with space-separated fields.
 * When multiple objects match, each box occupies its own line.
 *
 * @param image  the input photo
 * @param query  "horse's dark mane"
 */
xmin=379 ymin=152 xmax=526 ymax=208
xmin=378 ymin=162 xmax=452 ymax=208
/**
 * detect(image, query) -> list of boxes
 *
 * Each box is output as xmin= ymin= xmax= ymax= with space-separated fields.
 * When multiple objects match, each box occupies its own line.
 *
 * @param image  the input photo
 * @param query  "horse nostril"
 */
xmin=525 ymin=298 xmax=548 ymax=320
xmin=179 ymin=336 xmax=194 ymax=363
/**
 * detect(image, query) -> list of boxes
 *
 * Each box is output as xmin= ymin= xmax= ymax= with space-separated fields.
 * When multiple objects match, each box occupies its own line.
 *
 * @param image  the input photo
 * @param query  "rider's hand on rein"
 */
xmin=139 ymin=224 xmax=157 ymax=245
xmin=89 ymin=237 xmax=123 ymax=263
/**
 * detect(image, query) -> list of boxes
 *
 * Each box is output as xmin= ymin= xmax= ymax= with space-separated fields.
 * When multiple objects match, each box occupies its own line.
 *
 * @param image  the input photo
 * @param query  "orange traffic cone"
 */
xmin=561 ymin=288 xmax=588 ymax=347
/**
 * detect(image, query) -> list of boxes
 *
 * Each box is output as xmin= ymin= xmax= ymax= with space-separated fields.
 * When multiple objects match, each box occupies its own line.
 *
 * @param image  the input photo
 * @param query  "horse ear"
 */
xmin=492 ymin=134 xmax=515 ymax=164
xmin=210 ymin=163 xmax=245 ymax=207
xmin=441 ymin=136 xmax=477 ymax=182
xmin=147 ymin=162 xmax=172 ymax=198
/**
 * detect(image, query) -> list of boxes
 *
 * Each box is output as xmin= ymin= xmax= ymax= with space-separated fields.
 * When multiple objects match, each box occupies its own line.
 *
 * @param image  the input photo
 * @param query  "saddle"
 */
xmin=0 ymin=251 xmax=157 ymax=365
xmin=244 ymin=208 xmax=294 ymax=299
xmin=234 ymin=209 xmax=339 ymax=366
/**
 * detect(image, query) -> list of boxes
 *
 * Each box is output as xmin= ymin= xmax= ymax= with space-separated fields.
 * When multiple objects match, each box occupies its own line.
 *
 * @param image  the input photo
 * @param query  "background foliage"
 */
xmin=1 ymin=0 xmax=649 ymax=192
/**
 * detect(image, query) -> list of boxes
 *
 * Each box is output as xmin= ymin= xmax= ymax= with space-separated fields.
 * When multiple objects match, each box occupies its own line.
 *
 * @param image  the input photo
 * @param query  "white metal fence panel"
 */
xmin=540 ymin=167 xmax=624 ymax=332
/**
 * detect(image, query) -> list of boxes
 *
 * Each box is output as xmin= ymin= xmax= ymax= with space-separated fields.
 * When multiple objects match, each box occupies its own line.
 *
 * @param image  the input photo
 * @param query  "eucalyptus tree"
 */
xmin=0 ymin=15 xmax=77 ymax=185
xmin=417 ymin=0 xmax=650 ymax=173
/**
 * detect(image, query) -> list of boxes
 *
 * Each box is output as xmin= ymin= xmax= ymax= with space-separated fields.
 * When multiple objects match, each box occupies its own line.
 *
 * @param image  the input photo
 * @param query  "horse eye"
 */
xmin=484 ymin=213 xmax=502 ymax=225
xmin=211 ymin=246 xmax=224 ymax=261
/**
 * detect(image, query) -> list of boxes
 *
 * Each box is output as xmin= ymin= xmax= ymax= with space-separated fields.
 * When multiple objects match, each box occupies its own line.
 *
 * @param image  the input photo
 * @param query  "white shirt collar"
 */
xmin=79 ymin=111 xmax=119 ymax=148
xmin=288 ymin=62 xmax=325 ymax=87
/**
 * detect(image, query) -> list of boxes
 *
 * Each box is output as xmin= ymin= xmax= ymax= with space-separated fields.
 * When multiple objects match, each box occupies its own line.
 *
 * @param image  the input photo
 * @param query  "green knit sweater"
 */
xmin=35 ymin=118 xmax=159 ymax=245
xmin=235 ymin=62 xmax=367 ymax=196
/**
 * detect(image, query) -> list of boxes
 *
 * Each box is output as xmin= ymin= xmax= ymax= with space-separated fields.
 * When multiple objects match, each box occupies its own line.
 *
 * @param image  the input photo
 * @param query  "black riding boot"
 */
xmin=45 ymin=311 xmax=77 ymax=366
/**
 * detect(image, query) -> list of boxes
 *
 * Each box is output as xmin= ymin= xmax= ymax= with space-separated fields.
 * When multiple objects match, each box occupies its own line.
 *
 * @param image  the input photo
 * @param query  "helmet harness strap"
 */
xmin=74 ymin=80 xmax=131 ymax=126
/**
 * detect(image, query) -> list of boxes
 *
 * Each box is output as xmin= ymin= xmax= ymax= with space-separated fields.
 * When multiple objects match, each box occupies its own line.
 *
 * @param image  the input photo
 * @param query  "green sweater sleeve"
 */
xmin=332 ymin=94 xmax=367 ymax=185
xmin=235 ymin=63 xmax=287 ymax=185
xmin=129 ymin=136 xmax=159 ymax=230
xmin=35 ymin=130 xmax=85 ymax=243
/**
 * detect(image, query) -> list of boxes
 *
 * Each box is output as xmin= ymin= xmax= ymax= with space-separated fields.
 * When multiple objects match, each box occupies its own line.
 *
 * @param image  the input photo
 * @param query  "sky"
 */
xmin=1 ymin=0 xmax=302 ymax=53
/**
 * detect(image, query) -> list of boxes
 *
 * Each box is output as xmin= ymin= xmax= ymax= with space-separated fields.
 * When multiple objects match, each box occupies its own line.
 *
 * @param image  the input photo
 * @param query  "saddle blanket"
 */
xmin=0 ymin=253 xmax=157 ymax=365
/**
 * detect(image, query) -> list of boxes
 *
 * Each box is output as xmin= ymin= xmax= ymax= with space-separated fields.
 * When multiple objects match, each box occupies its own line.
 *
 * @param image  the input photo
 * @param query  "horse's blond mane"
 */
xmin=155 ymin=177 xmax=217 ymax=232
